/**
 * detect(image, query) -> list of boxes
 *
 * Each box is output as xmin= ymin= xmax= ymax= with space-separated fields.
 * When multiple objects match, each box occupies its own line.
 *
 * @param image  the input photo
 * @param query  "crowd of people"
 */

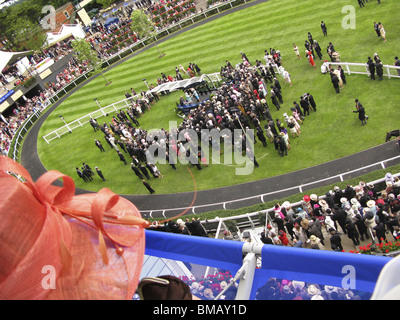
xmin=148 ymin=0 xmax=197 ymax=28
xmin=2 ymin=1 xmax=394 ymax=167
xmin=0 ymin=53 xmax=91 ymax=156
xmin=254 ymin=277 xmax=370 ymax=300
xmin=136 ymin=172 xmax=399 ymax=300
xmin=248 ymin=174 xmax=400 ymax=254
xmin=87 ymin=16 xmax=136 ymax=59
xmin=0 ymin=42 xmax=73 ymax=89
xmin=29 ymin=42 xmax=74 ymax=65
xmin=0 ymin=93 xmax=50 ymax=156
xmin=149 ymin=217 xmax=209 ymax=237
xmin=47 ymin=56 xmax=91 ymax=93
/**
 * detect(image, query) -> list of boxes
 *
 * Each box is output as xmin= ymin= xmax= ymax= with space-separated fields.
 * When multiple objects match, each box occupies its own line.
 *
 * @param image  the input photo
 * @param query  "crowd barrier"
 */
xmin=144 ymin=229 xmax=391 ymax=300
xmin=329 ymin=61 xmax=400 ymax=79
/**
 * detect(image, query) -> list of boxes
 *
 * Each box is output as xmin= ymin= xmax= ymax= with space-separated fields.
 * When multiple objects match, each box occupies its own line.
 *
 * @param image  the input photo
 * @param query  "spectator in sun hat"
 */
xmin=367 ymin=183 xmax=378 ymax=199
xmin=309 ymin=234 xmax=325 ymax=250
xmin=385 ymin=181 xmax=394 ymax=195
xmin=294 ymin=222 xmax=308 ymax=245
xmin=333 ymin=186 xmax=345 ymax=205
xmin=318 ymin=199 xmax=330 ymax=214
xmin=324 ymin=215 xmax=336 ymax=232
xmin=190 ymin=281 xmax=203 ymax=297
xmin=367 ymin=200 xmax=378 ymax=215
xmin=351 ymin=198 xmax=362 ymax=213
xmin=364 ymin=210 xmax=377 ymax=234
xmin=388 ymin=194 xmax=400 ymax=215
xmin=310 ymin=193 xmax=318 ymax=206
xmin=282 ymin=201 xmax=295 ymax=219
xmin=344 ymin=203 xmax=356 ymax=221
xmin=340 ymin=197 xmax=350 ymax=209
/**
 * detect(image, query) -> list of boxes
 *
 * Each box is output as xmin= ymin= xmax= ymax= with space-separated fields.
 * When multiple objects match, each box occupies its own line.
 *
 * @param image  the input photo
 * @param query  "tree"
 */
xmin=0 ymin=0 xmax=79 ymax=51
xmin=96 ymin=0 xmax=118 ymax=9
xmin=13 ymin=19 xmax=48 ymax=52
xmin=130 ymin=9 xmax=165 ymax=58
xmin=71 ymin=38 xmax=111 ymax=86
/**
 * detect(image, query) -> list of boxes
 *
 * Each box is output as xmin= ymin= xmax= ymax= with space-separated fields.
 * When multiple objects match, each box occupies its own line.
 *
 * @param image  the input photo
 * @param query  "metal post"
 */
xmin=346 ymin=63 xmax=351 ymax=75
xmin=94 ymin=98 xmax=106 ymax=117
xmin=59 ymin=115 xmax=72 ymax=133
xmin=142 ymin=78 xmax=149 ymax=89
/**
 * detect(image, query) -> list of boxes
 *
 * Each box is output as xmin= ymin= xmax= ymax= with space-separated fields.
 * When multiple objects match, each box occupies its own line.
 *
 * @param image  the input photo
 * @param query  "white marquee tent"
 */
xmin=0 ymin=50 xmax=33 ymax=74
xmin=45 ymin=24 xmax=86 ymax=47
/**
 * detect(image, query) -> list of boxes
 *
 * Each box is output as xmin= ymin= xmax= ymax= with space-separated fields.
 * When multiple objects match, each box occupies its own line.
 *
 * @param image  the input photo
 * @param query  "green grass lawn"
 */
xmin=36 ymin=0 xmax=400 ymax=195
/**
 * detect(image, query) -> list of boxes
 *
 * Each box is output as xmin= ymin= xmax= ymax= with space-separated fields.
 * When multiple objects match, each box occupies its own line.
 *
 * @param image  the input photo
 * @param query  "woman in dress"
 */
xmin=379 ymin=23 xmax=386 ymax=42
xmin=288 ymin=116 xmax=301 ymax=137
xmin=280 ymin=131 xmax=291 ymax=150
xmin=307 ymin=50 xmax=316 ymax=69
xmin=293 ymin=44 xmax=300 ymax=59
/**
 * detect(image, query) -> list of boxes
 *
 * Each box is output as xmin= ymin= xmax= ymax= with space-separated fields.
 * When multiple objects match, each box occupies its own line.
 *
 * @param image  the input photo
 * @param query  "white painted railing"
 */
xmin=42 ymin=72 xmax=222 ymax=144
xmin=144 ymin=157 xmax=400 ymax=218
xmin=329 ymin=61 xmax=400 ymax=79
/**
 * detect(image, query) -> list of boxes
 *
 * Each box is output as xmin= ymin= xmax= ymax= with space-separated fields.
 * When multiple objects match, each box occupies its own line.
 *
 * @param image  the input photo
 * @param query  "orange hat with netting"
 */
xmin=0 ymin=156 xmax=149 ymax=300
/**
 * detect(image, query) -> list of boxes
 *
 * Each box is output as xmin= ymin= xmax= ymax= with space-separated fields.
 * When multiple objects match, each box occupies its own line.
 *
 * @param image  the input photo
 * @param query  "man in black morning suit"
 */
xmin=138 ymin=163 xmax=151 ymax=180
xmin=131 ymin=163 xmax=145 ymax=180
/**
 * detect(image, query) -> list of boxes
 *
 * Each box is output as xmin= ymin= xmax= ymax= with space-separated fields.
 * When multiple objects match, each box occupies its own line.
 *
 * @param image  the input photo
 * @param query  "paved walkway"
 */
xmin=20 ymin=0 xmax=400 ymax=219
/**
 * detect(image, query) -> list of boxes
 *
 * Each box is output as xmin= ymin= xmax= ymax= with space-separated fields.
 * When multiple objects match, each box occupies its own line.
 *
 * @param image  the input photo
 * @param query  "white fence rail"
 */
xmin=42 ymin=72 xmax=222 ymax=144
xmin=145 ymin=155 xmax=400 ymax=218
xmin=329 ymin=61 xmax=400 ymax=79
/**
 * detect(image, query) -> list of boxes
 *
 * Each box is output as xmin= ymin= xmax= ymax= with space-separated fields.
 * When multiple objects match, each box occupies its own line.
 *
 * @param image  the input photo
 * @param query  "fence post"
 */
xmin=386 ymin=66 xmax=391 ymax=79
xmin=346 ymin=63 xmax=351 ymax=75
xmin=365 ymin=65 xmax=370 ymax=76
